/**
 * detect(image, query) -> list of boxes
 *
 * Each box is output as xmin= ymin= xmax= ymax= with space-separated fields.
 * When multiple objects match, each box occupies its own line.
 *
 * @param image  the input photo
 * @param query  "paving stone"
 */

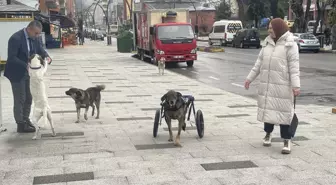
xmin=117 ymin=117 xmax=152 ymax=121
xmin=67 ymin=177 xmax=129 ymax=185
xmin=228 ymin=104 xmax=257 ymax=108
xmin=127 ymin=94 xmax=152 ymax=97
xmin=134 ymin=143 xmax=178 ymax=150
xmin=41 ymin=132 xmax=84 ymax=137
xmin=5 ymin=168 xmax=63 ymax=180
xmin=32 ymin=172 xmax=94 ymax=184
xmin=141 ymin=108 xmax=160 ymax=111
xmin=216 ymin=114 xmax=251 ymax=118
xmin=105 ymin=101 xmax=134 ymax=104
xmin=127 ymin=174 xmax=186 ymax=185
xmin=299 ymin=121 xmax=310 ymax=125
xmin=48 ymin=96 xmax=69 ymax=98
xmin=199 ymin=93 xmax=224 ymax=95
xmin=271 ymin=136 xmax=310 ymax=142
xmin=116 ymin=85 xmax=137 ymax=88
xmin=52 ymin=110 xmax=77 ymax=114
xmin=201 ymin=160 xmax=258 ymax=171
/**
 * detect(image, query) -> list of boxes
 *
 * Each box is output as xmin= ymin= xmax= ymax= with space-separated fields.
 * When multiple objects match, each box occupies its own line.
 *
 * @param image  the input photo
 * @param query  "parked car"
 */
xmin=93 ymin=30 xmax=105 ymax=41
xmin=293 ymin=33 xmax=320 ymax=53
xmin=208 ymin=19 xmax=243 ymax=46
xmin=232 ymin=28 xmax=261 ymax=48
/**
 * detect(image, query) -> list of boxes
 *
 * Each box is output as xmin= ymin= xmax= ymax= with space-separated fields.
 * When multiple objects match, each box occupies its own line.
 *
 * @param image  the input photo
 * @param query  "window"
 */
xmin=214 ymin=25 xmax=225 ymax=33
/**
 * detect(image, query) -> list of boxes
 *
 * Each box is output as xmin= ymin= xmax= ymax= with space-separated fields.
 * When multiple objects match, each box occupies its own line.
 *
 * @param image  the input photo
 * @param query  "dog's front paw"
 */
xmin=95 ymin=116 xmax=99 ymax=119
xmin=174 ymin=141 xmax=182 ymax=147
xmin=168 ymin=138 xmax=173 ymax=142
xmin=32 ymin=136 xmax=37 ymax=140
xmin=75 ymin=120 xmax=80 ymax=123
xmin=84 ymin=114 xmax=88 ymax=120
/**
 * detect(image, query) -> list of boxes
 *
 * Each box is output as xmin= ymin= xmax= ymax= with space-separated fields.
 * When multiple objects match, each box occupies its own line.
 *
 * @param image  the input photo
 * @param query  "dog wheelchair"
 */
xmin=153 ymin=95 xmax=204 ymax=138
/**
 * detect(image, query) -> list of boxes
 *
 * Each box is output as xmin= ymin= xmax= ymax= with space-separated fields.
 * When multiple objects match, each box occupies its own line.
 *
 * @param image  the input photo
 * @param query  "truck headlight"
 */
xmin=156 ymin=50 xmax=164 ymax=55
xmin=190 ymin=48 xmax=197 ymax=54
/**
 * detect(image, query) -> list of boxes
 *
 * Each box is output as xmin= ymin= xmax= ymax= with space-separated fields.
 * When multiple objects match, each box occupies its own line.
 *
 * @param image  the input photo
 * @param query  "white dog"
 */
xmin=28 ymin=54 xmax=55 ymax=140
xmin=158 ymin=57 xmax=166 ymax=75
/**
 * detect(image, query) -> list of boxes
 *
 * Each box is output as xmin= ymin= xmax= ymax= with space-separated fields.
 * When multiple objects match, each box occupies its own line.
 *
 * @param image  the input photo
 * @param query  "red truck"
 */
xmin=134 ymin=5 xmax=198 ymax=67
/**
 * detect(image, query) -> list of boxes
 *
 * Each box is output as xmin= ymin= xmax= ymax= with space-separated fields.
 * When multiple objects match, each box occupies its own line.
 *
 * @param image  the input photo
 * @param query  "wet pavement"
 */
xmin=167 ymin=44 xmax=336 ymax=106
xmin=0 ymin=40 xmax=335 ymax=185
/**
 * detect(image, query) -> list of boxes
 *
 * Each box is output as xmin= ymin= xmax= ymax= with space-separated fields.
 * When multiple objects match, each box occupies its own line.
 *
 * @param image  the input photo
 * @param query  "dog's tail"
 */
xmin=95 ymin=85 xmax=106 ymax=91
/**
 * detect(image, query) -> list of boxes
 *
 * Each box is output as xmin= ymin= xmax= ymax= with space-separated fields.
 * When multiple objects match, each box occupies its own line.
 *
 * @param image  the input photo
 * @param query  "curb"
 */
xmin=332 ymin=108 xmax=336 ymax=114
xmin=320 ymin=48 xmax=336 ymax=54
xmin=197 ymin=46 xmax=224 ymax=53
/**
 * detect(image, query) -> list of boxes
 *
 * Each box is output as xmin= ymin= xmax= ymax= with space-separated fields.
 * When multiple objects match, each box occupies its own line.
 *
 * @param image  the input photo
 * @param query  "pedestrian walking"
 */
xmin=244 ymin=18 xmax=300 ymax=154
xmin=4 ymin=20 xmax=52 ymax=133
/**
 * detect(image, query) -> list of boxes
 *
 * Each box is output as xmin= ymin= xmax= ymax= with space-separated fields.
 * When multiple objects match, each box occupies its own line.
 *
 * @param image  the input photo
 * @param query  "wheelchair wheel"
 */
xmin=195 ymin=110 xmax=204 ymax=138
xmin=153 ymin=109 xmax=160 ymax=137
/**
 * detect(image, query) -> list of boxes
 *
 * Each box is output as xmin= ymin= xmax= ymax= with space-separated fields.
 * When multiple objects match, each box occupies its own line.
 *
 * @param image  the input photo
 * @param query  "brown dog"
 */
xmin=65 ymin=85 xmax=105 ymax=123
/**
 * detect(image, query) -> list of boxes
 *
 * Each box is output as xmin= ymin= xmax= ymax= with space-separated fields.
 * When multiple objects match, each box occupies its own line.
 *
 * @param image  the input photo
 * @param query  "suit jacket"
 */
xmin=4 ymin=29 xmax=49 ymax=82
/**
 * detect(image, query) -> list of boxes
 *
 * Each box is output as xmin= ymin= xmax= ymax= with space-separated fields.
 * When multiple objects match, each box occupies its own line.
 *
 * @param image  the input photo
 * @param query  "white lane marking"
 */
xmin=231 ymin=83 xmax=244 ymax=88
xmin=209 ymin=76 xmax=219 ymax=80
xmin=191 ymin=71 xmax=199 ymax=74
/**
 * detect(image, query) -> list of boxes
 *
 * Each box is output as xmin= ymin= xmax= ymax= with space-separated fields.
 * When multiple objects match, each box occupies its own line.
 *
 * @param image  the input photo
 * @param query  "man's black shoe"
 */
xmin=17 ymin=124 xmax=36 ymax=133
xmin=25 ymin=120 xmax=35 ymax=129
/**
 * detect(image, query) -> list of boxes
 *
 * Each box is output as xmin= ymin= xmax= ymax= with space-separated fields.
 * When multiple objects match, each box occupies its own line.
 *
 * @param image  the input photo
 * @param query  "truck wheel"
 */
xmin=187 ymin=61 xmax=194 ymax=67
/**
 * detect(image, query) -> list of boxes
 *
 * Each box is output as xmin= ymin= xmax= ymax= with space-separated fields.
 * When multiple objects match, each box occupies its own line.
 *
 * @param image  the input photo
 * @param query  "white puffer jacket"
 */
xmin=247 ymin=31 xmax=300 ymax=125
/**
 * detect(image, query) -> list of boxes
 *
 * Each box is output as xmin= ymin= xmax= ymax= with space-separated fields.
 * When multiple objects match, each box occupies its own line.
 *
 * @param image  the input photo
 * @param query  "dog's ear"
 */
xmin=75 ymin=90 xmax=84 ymax=98
xmin=161 ymin=93 xmax=167 ymax=102
xmin=176 ymin=92 xmax=182 ymax=98
xmin=28 ymin=54 xmax=35 ymax=63
xmin=38 ymin=56 xmax=45 ymax=66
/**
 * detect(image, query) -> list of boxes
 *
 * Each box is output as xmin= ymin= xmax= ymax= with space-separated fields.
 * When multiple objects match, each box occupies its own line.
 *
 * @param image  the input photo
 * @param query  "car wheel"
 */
xmin=208 ymin=39 xmax=213 ymax=46
xmin=314 ymin=49 xmax=319 ymax=53
xmin=256 ymin=45 xmax=260 ymax=49
xmin=187 ymin=61 xmax=194 ymax=67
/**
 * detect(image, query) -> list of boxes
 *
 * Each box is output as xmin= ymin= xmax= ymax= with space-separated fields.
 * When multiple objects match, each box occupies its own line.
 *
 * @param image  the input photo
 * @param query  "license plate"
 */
xmin=173 ymin=56 xmax=184 ymax=59
xmin=250 ymin=39 xmax=256 ymax=41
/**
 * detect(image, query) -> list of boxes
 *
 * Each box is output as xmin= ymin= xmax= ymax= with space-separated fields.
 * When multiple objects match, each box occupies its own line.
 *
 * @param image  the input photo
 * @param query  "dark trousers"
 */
xmin=10 ymin=76 xmax=32 ymax=124
xmin=264 ymin=122 xmax=292 ymax=139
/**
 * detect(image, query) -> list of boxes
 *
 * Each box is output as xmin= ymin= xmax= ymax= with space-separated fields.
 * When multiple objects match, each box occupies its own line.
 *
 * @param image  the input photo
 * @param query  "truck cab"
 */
xmin=150 ymin=22 xmax=197 ymax=66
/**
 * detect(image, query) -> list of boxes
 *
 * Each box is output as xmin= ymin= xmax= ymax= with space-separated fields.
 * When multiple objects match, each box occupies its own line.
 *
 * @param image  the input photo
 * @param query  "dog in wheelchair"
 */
xmin=161 ymin=90 xmax=191 ymax=147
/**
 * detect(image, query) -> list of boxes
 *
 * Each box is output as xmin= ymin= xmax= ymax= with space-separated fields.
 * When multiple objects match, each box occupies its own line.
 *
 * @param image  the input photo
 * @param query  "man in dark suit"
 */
xmin=4 ymin=20 xmax=52 ymax=133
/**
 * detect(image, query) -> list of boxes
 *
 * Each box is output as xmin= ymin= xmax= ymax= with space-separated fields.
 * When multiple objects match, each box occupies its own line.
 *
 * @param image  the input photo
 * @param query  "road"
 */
xmin=165 ymin=41 xmax=336 ymax=106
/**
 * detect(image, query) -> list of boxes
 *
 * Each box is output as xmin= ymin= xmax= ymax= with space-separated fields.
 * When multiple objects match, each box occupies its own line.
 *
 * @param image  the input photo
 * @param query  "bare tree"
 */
xmin=313 ymin=0 xmax=333 ymax=35
xmin=290 ymin=0 xmax=311 ymax=33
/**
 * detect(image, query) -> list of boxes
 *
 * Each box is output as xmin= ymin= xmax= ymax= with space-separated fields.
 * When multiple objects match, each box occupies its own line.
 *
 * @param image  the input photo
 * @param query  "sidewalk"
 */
xmin=0 ymin=40 xmax=336 ymax=185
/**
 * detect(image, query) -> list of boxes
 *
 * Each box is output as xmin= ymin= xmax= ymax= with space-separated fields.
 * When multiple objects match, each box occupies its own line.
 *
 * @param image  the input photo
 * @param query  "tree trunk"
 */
xmin=332 ymin=24 xmax=336 ymax=50
xmin=303 ymin=0 xmax=311 ymax=32
xmin=313 ymin=0 xmax=321 ymax=35
xmin=254 ymin=16 xmax=259 ymax=28
xmin=237 ymin=0 xmax=245 ymax=25
xmin=271 ymin=0 xmax=278 ymax=18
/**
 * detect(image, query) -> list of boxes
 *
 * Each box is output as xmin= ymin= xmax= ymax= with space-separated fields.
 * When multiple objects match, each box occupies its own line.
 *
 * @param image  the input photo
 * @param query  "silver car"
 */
xmin=293 ymin=33 xmax=320 ymax=53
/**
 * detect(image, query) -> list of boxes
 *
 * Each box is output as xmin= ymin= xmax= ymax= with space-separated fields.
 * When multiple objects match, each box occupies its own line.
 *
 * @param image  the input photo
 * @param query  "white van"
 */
xmin=208 ymin=20 xmax=243 ymax=46
xmin=307 ymin=20 xmax=322 ymax=33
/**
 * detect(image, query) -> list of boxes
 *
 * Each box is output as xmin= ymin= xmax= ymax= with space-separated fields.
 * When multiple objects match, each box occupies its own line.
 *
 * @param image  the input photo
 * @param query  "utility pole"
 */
xmin=106 ymin=0 xmax=112 ymax=45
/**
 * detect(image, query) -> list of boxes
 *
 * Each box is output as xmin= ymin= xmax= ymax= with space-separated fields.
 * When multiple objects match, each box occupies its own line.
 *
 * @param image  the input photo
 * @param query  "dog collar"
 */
xmin=29 ymin=66 xmax=42 ymax=70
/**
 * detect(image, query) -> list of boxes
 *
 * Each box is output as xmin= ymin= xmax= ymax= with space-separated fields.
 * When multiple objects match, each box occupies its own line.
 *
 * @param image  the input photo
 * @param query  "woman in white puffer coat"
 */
xmin=244 ymin=18 xmax=300 ymax=154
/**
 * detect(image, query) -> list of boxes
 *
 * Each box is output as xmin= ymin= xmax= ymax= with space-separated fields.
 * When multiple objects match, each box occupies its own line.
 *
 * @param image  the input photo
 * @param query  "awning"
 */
xmin=50 ymin=14 xmax=76 ymax=28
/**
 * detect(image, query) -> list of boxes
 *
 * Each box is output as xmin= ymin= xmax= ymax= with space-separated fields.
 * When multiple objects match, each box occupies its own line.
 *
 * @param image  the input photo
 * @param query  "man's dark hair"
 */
xmin=27 ymin=20 xmax=42 ymax=30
